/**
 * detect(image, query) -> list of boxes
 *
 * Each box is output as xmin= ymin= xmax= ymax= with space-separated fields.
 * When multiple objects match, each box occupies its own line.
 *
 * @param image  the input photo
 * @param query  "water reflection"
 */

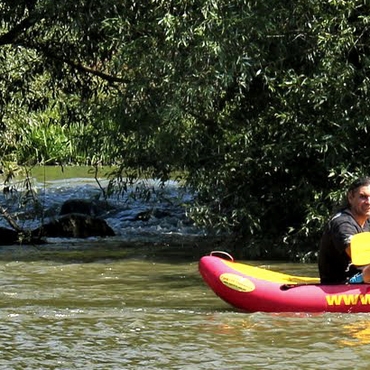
xmin=341 ymin=321 xmax=370 ymax=346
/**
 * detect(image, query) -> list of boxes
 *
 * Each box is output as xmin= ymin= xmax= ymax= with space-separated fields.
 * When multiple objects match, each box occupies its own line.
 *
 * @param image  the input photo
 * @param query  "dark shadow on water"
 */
xmin=0 ymin=235 xmax=227 ymax=263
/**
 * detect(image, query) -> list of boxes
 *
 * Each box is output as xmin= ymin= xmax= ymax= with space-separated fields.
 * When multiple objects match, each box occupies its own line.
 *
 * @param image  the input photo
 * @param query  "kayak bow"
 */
xmin=199 ymin=253 xmax=370 ymax=313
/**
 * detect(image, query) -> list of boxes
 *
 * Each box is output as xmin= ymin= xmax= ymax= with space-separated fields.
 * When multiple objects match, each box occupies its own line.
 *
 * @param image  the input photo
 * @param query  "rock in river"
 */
xmin=31 ymin=213 xmax=115 ymax=239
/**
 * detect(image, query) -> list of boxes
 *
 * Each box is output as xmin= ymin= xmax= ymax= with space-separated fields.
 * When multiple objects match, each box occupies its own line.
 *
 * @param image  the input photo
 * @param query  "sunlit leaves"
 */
xmin=3 ymin=1 xmax=370 ymax=258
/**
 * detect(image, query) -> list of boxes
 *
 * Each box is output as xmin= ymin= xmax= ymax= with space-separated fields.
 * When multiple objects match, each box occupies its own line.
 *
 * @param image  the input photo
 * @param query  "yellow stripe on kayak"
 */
xmin=221 ymin=260 xmax=320 ymax=285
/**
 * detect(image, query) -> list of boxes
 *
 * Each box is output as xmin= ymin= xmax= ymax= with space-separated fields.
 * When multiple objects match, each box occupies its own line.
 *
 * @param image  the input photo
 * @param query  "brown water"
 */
xmin=1 ymin=167 xmax=368 ymax=369
xmin=0 ymin=250 xmax=369 ymax=370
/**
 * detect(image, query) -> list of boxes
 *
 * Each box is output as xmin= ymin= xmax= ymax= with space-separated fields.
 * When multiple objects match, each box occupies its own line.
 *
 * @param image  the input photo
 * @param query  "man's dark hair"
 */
xmin=342 ymin=177 xmax=370 ymax=209
xmin=348 ymin=177 xmax=370 ymax=194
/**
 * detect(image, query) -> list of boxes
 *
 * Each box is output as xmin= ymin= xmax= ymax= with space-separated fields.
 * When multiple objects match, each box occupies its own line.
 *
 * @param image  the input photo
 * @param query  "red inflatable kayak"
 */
xmin=199 ymin=252 xmax=370 ymax=313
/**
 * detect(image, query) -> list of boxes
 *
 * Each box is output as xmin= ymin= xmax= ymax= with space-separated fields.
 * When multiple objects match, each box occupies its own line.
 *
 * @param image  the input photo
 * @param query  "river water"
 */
xmin=1 ymin=257 xmax=370 ymax=369
xmin=1 ymin=167 xmax=370 ymax=369
xmin=0 ymin=166 xmax=203 ymax=244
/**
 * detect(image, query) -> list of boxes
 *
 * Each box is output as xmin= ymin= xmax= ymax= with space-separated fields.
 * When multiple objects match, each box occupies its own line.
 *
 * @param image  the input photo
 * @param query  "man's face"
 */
xmin=349 ymin=185 xmax=370 ymax=219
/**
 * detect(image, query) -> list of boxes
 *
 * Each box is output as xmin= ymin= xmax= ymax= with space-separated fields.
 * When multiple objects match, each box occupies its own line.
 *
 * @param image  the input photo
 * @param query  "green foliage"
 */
xmin=2 ymin=0 xmax=370 ymax=259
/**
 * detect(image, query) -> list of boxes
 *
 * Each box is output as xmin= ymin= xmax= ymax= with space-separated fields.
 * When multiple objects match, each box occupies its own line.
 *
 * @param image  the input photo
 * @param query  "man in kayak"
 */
xmin=318 ymin=177 xmax=370 ymax=284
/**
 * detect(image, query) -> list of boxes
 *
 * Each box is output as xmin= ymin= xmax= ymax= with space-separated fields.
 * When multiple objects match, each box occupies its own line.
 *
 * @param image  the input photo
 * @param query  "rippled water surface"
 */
xmin=1 ymin=168 xmax=370 ymax=369
xmin=0 ymin=255 xmax=370 ymax=370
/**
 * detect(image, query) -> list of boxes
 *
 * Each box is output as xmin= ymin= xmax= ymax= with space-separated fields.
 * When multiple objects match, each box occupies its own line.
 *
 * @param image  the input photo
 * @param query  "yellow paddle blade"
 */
xmin=351 ymin=232 xmax=370 ymax=266
xmin=222 ymin=260 xmax=319 ymax=284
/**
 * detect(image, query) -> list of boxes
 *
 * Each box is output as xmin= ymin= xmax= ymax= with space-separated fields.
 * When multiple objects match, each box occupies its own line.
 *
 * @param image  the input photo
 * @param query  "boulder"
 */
xmin=0 ymin=226 xmax=19 ymax=245
xmin=32 ymin=213 xmax=115 ymax=239
xmin=59 ymin=198 xmax=115 ymax=217
xmin=59 ymin=199 xmax=98 ymax=216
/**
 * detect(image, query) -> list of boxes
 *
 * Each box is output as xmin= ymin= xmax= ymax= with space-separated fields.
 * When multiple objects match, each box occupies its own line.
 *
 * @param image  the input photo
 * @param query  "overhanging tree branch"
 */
xmin=0 ymin=15 xmax=40 ymax=46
